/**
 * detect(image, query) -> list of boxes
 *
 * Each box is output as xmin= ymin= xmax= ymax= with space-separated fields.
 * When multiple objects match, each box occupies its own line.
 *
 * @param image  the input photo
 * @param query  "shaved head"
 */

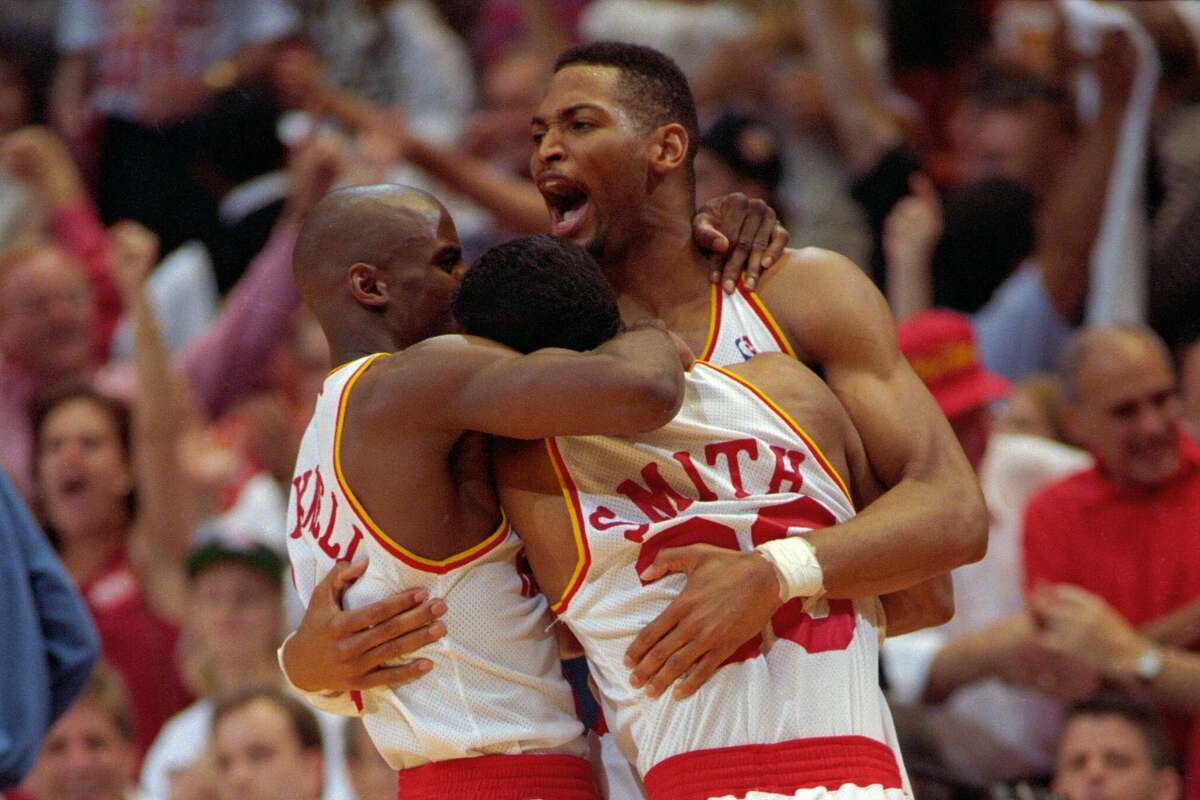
xmin=293 ymin=184 xmax=443 ymax=309
xmin=292 ymin=184 xmax=463 ymax=357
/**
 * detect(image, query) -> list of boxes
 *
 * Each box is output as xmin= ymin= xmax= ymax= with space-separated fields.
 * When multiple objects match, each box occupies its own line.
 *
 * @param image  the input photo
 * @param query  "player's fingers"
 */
xmin=693 ymin=214 xmax=731 ymax=257
xmin=356 ymin=618 xmax=448 ymax=671
xmin=719 ymin=213 xmax=753 ymax=294
xmin=357 ymin=659 xmax=435 ymax=689
xmin=638 ymin=547 xmax=698 ymax=583
xmin=672 ymin=649 xmax=723 ymax=700
xmin=625 ymin=605 xmax=682 ymax=671
xmin=742 ymin=213 xmax=774 ymax=291
xmin=762 ymin=222 xmax=788 ymax=272
xmin=327 ymin=557 xmax=369 ymax=596
xmin=354 ymin=599 xmax=447 ymax=654
xmin=340 ymin=588 xmax=431 ymax=634
xmin=644 ymin=639 xmax=706 ymax=698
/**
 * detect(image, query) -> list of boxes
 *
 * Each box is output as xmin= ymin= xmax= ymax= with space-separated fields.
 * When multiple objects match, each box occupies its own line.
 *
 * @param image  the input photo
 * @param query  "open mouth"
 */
xmin=537 ymin=174 xmax=591 ymax=238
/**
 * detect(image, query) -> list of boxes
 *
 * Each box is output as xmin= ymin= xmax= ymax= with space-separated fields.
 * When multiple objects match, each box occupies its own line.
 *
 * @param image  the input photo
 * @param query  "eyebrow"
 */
xmin=531 ymin=103 xmax=606 ymax=127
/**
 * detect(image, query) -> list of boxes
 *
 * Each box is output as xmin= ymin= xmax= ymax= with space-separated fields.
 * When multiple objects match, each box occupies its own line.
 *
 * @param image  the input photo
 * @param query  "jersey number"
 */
xmin=635 ymin=497 xmax=855 ymax=665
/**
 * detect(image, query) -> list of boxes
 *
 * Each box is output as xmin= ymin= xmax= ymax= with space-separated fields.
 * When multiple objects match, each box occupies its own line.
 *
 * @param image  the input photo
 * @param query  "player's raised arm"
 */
xmin=760 ymin=248 xmax=987 ymax=593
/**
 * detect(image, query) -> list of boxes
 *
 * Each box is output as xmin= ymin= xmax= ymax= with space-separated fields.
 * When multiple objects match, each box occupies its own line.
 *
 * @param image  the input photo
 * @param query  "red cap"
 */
xmin=897 ymin=310 xmax=1011 ymax=418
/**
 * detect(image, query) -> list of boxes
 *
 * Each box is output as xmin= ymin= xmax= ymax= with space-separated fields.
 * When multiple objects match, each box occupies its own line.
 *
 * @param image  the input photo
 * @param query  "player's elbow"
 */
xmin=950 ymin=485 xmax=989 ymax=567
xmin=625 ymin=366 xmax=685 ymax=432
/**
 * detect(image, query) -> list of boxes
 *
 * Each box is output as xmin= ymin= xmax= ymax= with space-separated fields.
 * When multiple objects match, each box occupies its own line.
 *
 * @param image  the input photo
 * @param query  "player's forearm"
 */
xmin=406 ymin=136 xmax=550 ymax=234
xmin=487 ymin=329 xmax=685 ymax=438
xmin=880 ymin=574 xmax=954 ymax=637
xmin=807 ymin=471 xmax=986 ymax=598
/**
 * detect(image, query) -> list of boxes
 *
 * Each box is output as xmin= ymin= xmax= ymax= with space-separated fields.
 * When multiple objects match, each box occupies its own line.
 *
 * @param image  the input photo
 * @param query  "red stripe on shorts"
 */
xmin=395 ymin=752 xmax=599 ymax=800
xmin=643 ymin=735 xmax=903 ymax=800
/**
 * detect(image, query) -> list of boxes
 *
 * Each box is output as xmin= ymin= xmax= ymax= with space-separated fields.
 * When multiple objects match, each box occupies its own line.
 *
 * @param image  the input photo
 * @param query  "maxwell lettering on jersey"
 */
xmin=290 ymin=464 xmax=364 ymax=563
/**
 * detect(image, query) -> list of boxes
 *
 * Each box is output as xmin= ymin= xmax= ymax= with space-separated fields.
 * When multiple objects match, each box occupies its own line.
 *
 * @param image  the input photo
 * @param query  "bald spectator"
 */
xmin=1024 ymin=324 xmax=1200 ymax=795
xmin=1183 ymin=339 xmax=1200 ymax=440
xmin=1053 ymin=693 xmax=1182 ymax=800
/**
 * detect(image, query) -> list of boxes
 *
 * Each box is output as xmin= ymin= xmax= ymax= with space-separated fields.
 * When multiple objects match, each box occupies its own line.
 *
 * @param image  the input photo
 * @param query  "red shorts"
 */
xmin=642 ymin=735 xmax=904 ymax=800
xmin=395 ymin=752 xmax=600 ymax=800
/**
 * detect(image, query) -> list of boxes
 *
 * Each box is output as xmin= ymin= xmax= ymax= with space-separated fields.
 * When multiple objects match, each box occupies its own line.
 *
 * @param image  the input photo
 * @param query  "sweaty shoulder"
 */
xmin=753 ymin=247 xmax=895 ymax=370
xmin=348 ymin=334 xmax=520 ymax=431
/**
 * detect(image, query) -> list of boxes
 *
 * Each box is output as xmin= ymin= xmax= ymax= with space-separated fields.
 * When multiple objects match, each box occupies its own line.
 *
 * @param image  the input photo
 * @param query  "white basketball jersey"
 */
xmin=286 ymin=354 xmax=586 ymax=770
xmin=546 ymin=362 xmax=905 ymax=790
xmin=699 ymin=280 xmax=794 ymax=365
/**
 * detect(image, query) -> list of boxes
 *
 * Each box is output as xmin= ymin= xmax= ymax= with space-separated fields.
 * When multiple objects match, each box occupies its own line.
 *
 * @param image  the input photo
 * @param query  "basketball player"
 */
xmin=528 ymin=42 xmax=986 ymax=698
xmin=456 ymin=233 xmax=934 ymax=799
xmin=284 ymin=184 xmax=695 ymax=798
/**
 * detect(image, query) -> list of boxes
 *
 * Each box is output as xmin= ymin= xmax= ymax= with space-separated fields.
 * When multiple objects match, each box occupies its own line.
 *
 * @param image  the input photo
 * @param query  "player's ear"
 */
xmin=649 ymin=123 xmax=689 ymax=178
xmin=348 ymin=262 xmax=389 ymax=308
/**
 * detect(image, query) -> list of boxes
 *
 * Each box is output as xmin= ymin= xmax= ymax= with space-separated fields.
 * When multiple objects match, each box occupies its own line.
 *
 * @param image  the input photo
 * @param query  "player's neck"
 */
xmin=605 ymin=206 xmax=710 ymax=318
xmin=327 ymin=325 xmax=407 ymax=366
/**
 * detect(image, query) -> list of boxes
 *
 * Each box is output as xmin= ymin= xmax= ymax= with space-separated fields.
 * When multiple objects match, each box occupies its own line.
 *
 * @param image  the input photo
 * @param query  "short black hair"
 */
xmin=1063 ymin=692 xmax=1177 ymax=770
xmin=451 ymin=235 xmax=621 ymax=353
xmin=554 ymin=41 xmax=700 ymax=170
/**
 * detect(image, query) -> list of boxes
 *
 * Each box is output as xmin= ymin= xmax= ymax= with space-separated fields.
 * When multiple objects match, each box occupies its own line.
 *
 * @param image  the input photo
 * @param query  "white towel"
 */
xmin=1058 ymin=0 xmax=1160 ymax=325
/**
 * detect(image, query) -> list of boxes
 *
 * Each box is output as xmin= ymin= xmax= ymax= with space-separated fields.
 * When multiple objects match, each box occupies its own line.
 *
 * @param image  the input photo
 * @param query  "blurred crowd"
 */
xmin=0 ymin=1 xmax=1198 ymax=799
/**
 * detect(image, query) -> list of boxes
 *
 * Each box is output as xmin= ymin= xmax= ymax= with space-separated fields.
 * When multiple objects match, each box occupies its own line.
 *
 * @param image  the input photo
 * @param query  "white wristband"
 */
xmin=755 ymin=537 xmax=824 ymax=603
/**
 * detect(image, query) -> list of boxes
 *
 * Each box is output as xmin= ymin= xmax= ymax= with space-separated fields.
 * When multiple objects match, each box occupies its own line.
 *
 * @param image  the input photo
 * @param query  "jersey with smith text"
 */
xmin=286 ymin=354 xmax=586 ymax=770
xmin=546 ymin=361 xmax=907 ymax=793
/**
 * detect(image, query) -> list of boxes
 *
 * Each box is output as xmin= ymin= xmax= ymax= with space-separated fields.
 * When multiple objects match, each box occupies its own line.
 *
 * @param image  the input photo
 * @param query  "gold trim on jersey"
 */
xmin=698 ymin=362 xmax=855 ymax=510
xmin=544 ymin=438 xmax=591 ymax=614
xmin=332 ymin=353 xmax=511 ymax=573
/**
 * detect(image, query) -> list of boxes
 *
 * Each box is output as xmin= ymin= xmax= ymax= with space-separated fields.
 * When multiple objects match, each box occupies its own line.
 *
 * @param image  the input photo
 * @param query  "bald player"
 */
xmin=525 ymin=42 xmax=987 ymax=694
xmin=283 ymin=183 xmax=693 ymax=798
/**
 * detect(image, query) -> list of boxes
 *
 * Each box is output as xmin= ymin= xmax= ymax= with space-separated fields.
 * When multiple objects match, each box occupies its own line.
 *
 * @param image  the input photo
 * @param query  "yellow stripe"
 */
xmin=700 ymin=283 xmax=720 ymax=361
xmin=332 ymin=353 xmax=509 ymax=567
xmin=702 ymin=362 xmax=855 ymax=510
xmin=545 ymin=439 xmax=588 ymax=613
xmin=746 ymin=289 xmax=798 ymax=359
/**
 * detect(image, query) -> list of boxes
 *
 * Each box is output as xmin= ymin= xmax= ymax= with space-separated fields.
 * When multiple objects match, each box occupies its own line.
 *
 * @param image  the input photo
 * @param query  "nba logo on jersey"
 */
xmin=735 ymin=335 xmax=759 ymax=361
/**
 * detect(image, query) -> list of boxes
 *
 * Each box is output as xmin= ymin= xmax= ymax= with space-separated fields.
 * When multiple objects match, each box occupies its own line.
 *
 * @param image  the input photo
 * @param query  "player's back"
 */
xmin=287 ymin=354 xmax=589 ymax=788
xmin=497 ymin=355 xmax=907 ymax=799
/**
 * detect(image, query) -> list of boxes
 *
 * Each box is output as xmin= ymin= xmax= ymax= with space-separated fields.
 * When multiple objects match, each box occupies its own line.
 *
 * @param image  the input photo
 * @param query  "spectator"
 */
xmin=283 ymin=0 xmax=476 ymax=145
xmin=995 ymin=373 xmax=1074 ymax=445
xmin=1053 ymin=693 xmax=1182 ymax=800
xmin=51 ymin=0 xmax=299 ymax=255
xmin=1183 ymin=339 xmax=1200 ymax=441
xmin=19 ymin=666 xmax=143 ymax=800
xmin=884 ymin=32 xmax=1137 ymax=380
xmin=210 ymin=687 xmax=324 ymax=800
xmin=884 ymin=310 xmax=1092 ymax=795
xmin=0 ymin=468 xmax=99 ymax=791
xmin=0 ymin=134 xmax=337 ymax=503
xmin=140 ymin=530 xmax=353 ymax=800
xmin=29 ymin=221 xmax=197 ymax=755
xmin=1024 ymin=324 xmax=1200 ymax=792
xmin=694 ymin=112 xmax=785 ymax=220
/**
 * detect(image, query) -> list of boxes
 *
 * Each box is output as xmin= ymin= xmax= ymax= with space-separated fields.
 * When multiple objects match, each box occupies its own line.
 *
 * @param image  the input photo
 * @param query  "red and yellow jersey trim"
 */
xmin=698 ymin=361 xmax=855 ymax=511
xmin=332 ymin=353 xmax=510 ymax=574
xmin=738 ymin=282 xmax=798 ymax=358
xmin=699 ymin=282 xmax=723 ymax=362
xmin=545 ymin=438 xmax=592 ymax=614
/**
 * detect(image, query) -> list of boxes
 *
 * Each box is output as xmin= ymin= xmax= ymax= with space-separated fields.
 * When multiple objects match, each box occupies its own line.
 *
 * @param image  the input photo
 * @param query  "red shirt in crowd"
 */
xmin=79 ymin=546 xmax=192 ymax=757
xmin=1023 ymin=432 xmax=1200 ymax=799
